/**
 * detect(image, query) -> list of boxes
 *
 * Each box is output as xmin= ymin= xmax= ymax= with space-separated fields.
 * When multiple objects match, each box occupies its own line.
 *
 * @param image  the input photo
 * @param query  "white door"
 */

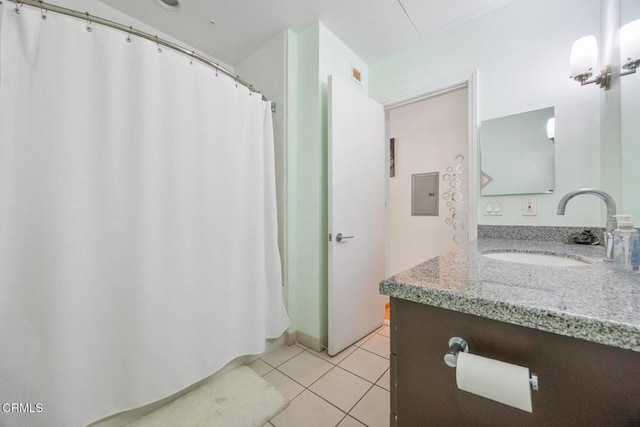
xmin=328 ymin=75 xmax=387 ymax=356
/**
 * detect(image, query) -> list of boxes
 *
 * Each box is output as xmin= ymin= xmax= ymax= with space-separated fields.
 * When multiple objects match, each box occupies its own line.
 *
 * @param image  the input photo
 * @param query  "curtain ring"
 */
xmin=190 ymin=50 xmax=195 ymax=66
xmin=85 ymin=12 xmax=93 ymax=32
xmin=155 ymin=35 xmax=162 ymax=53
xmin=215 ymin=64 xmax=219 ymax=77
xmin=14 ymin=0 xmax=22 ymax=14
xmin=235 ymin=75 xmax=239 ymax=88
xmin=126 ymin=26 xmax=132 ymax=43
xmin=39 ymin=0 xmax=48 ymax=20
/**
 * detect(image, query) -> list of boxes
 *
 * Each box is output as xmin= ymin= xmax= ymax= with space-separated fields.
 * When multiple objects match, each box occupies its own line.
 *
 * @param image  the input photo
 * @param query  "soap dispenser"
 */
xmin=613 ymin=215 xmax=639 ymax=271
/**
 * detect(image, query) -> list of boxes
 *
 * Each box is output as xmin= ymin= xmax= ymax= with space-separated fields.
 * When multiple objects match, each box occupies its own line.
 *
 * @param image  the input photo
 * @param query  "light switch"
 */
xmin=485 ymin=201 xmax=493 ymax=215
xmin=484 ymin=200 xmax=503 ymax=216
xmin=492 ymin=200 xmax=503 ymax=215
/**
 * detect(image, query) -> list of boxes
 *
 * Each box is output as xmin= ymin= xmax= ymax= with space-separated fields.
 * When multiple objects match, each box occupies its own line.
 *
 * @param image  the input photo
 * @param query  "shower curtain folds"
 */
xmin=0 ymin=4 xmax=290 ymax=427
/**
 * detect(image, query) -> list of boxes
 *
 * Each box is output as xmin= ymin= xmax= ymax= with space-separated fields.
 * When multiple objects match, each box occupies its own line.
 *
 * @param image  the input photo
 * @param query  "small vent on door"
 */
xmin=411 ymin=172 xmax=439 ymax=216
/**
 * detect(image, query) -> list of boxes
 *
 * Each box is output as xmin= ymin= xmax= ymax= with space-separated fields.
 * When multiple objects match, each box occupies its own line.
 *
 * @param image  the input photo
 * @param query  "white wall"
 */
xmin=370 ymin=0 xmax=603 ymax=228
xmin=236 ymin=31 xmax=288 ymax=290
xmin=388 ymin=88 xmax=468 ymax=275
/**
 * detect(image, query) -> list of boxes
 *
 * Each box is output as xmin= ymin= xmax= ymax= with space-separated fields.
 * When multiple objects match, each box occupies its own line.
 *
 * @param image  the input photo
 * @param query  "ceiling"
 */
xmin=98 ymin=0 xmax=516 ymax=67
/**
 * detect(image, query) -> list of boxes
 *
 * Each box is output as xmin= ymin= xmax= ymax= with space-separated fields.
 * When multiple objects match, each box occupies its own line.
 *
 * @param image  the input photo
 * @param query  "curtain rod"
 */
xmin=2 ymin=0 xmax=272 ymax=106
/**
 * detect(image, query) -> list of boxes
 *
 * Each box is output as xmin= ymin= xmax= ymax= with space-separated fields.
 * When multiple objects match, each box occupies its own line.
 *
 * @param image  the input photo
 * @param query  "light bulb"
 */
xmin=546 ymin=118 xmax=555 ymax=141
xmin=570 ymin=35 xmax=598 ymax=80
xmin=621 ymin=19 xmax=640 ymax=69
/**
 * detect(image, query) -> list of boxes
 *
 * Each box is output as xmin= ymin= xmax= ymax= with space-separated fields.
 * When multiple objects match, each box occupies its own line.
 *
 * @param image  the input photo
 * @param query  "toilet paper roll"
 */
xmin=456 ymin=352 xmax=533 ymax=413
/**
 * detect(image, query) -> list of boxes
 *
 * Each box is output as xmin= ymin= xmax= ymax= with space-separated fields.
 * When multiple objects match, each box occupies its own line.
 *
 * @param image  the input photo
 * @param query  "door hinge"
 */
xmin=329 ymin=233 xmax=332 ymax=242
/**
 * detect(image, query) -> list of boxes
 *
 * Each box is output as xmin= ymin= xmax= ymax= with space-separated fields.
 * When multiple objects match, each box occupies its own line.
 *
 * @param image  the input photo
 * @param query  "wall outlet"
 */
xmin=484 ymin=199 xmax=503 ymax=216
xmin=523 ymin=198 xmax=537 ymax=216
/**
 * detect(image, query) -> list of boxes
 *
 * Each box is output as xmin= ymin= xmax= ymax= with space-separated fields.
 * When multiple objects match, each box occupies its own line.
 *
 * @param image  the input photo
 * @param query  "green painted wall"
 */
xmin=289 ymin=24 xmax=322 ymax=340
xmin=285 ymin=29 xmax=299 ymax=333
xmin=286 ymin=22 xmax=369 ymax=344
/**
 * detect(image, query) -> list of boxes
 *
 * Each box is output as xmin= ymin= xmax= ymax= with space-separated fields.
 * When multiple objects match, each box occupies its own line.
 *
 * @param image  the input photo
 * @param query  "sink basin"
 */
xmin=483 ymin=251 xmax=593 ymax=267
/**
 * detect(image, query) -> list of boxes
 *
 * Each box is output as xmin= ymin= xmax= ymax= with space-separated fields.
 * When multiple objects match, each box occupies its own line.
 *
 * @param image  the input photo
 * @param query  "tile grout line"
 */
xmin=260 ymin=347 xmax=306 ymax=369
xmin=347 ymin=384 xmax=389 ymax=427
xmin=328 ymin=349 xmax=387 ymax=385
xmin=269 ymin=379 xmax=351 ymax=424
xmin=267 ymin=352 xmax=353 ymax=401
xmin=278 ymin=353 xmax=372 ymax=397
xmin=303 ymin=383 xmax=389 ymax=426
xmin=275 ymin=334 xmax=390 ymax=387
xmin=357 ymin=345 xmax=390 ymax=361
xmin=268 ymin=354 xmax=380 ymax=426
xmin=343 ymin=382 xmax=376 ymax=419
xmin=298 ymin=350 xmax=389 ymax=421
xmin=335 ymin=413 xmax=349 ymax=427
xmin=265 ymin=331 xmax=390 ymax=427
xmin=268 ymin=366 xmax=308 ymax=399
xmin=305 ymin=387 xmax=349 ymax=421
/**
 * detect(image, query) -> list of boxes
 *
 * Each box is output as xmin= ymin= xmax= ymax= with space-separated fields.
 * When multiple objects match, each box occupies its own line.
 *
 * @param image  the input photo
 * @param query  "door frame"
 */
xmin=382 ymin=70 xmax=479 ymax=278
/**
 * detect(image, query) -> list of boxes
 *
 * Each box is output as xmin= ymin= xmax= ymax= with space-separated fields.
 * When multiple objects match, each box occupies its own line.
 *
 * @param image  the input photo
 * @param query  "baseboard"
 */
xmin=296 ymin=330 xmax=323 ymax=352
xmin=284 ymin=330 xmax=297 ymax=346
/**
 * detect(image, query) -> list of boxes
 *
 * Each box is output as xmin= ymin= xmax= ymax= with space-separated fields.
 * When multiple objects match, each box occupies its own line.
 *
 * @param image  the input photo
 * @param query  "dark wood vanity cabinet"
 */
xmin=389 ymin=298 xmax=640 ymax=427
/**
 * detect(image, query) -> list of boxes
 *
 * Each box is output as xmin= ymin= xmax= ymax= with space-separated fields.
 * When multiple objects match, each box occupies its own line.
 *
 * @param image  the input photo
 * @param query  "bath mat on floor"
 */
xmin=127 ymin=366 xmax=287 ymax=427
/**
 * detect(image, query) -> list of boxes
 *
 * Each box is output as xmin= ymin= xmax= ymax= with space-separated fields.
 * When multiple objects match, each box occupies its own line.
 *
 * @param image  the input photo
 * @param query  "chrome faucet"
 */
xmin=557 ymin=188 xmax=617 ymax=261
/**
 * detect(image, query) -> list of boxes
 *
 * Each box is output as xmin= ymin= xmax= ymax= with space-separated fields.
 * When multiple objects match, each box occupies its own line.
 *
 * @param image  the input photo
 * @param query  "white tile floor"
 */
xmin=250 ymin=325 xmax=391 ymax=427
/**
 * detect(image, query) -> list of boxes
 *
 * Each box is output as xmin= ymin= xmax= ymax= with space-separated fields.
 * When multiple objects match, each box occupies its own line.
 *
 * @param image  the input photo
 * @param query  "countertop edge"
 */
xmin=380 ymin=280 xmax=640 ymax=352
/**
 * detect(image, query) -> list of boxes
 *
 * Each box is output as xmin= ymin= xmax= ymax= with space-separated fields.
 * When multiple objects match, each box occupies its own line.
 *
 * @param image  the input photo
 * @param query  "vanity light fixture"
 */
xmin=546 ymin=118 xmax=555 ymax=143
xmin=621 ymin=19 xmax=640 ymax=74
xmin=570 ymin=35 xmax=602 ymax=86
xmin=570 ymin=19 xmax=640 ymax=91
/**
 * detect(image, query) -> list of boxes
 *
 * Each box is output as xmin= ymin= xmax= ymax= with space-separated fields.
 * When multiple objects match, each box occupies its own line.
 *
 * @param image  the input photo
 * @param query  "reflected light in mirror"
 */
xmin=546 ymin=118 xmax=555 ymax=142
xmin=621 ymin=19 xmax=640 ymax=70
xmin=570 ymin=35 xmax=598 ymax=80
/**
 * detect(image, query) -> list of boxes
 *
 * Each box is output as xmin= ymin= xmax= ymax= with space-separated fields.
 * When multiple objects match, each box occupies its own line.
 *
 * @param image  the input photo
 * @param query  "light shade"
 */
xmin=621 ymin=19 xmax=640 ymax=68
xmin=570 ymin=35 xmax=598 ymax=79
xmin=156 ymin=0 xmax=180 ymax=11
xmin=546 ymin=118 xmax=555 ymax=141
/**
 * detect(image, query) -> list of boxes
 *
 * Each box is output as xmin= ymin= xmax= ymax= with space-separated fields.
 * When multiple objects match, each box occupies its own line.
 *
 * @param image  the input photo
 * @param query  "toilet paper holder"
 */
xmin=444 ymin=337 xmax=469 ymax=368
xmin=444 ymin=336 xmax=539 ymax=392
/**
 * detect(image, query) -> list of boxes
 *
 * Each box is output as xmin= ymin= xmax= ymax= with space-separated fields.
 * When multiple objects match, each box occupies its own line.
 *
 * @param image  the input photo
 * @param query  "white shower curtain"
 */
xmin=0 ymin=4 xmax=289 ymax=427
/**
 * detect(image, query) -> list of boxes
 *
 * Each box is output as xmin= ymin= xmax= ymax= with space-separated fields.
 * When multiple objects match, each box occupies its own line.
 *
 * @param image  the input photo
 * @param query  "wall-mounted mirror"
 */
xmin=621 ymin=0 xmax=640 ymax=222
xmin=480 ymin=107 xmax=555 ymax=196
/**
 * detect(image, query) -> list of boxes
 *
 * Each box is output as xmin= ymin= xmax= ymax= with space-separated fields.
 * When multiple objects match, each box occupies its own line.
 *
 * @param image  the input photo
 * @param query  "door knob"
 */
xmin=335 ymin=232 xmax=354 ymax=243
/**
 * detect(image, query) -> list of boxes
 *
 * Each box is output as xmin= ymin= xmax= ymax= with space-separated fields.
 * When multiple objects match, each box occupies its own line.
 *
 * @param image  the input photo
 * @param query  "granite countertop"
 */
xmin=380 ymin=238 xmax=640 ymax=352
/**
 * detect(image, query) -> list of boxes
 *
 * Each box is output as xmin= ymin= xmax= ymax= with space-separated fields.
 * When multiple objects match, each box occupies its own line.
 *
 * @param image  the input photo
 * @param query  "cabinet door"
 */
xmin=393 ymin=298 xmax=640 ymax=426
